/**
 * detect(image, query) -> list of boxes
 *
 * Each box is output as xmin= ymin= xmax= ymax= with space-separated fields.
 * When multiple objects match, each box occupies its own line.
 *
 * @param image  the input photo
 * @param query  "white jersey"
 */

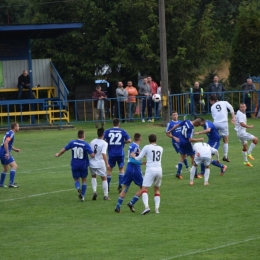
xmin=135 ymin=144 xmax=163 ymax=170
xmin=193 ymin=142 xmax=219 ymax=159
xmin=89 ymin=138 xmax=108 ymax=168
xmin=211 ymin=101 xmax=234 ymax=123
xmin=234 ymin=110 xmax=246 ymax=133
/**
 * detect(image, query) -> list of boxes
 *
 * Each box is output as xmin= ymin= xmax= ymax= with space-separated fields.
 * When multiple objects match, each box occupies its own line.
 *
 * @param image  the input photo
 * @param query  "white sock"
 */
xmin=142 ymin=192 xmax=149 ymax=208
xmin=154 ymin=194 xmax=160 ymax=209
xmin=248 ymin=143 xmax=256 ymax=155
xmin=242 ymin=151 xmax=247 ymax=162
xmin=223 ymin=143 xmax=228 ymax=157
xmin=102 ymin=180 xmax=108 ymax=196
xmin=190 ymin=166 xmax=196 ymax=182
xmin=204 ymin=168 xmax=210 ymax=183
xmin=91 ymin=178 xmax=97 ymax=192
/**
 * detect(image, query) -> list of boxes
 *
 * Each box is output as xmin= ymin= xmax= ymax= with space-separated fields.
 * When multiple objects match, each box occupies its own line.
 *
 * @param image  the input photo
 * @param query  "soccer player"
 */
xmin=165 ymin=111 xmax=190 ymax=171
xmin=104 ymin=118 xmax=131 ymax=193
xmin=55 ymin=130 xmax=94 ymax=201
xmin=166 ymin=117 xmax=204 ymax=179
xmin=131 ymin=134 xmax=163 ymax=215
xmin=115 ymin=133 xmax=145 ymax=213
xmin=190 ymin=142 xmax=219 ymax=186
xmin=89 ymin=128 xmax=110 ymax=201
xmin=234 ymin=103 xmax=258 ymax=167
xmin=209 ymin=95 xmax=235 ymax=162
xmin=195 ymin=120 xmax=227 ymax=175
xmin=0 ymin=122 xmax=20 ymax=188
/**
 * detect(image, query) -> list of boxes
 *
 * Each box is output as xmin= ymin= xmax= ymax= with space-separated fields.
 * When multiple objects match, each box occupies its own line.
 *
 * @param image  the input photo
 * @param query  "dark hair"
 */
xmin=134 ymin=133 xmax=141 ymax=141
xmin=172 ymin=111 xmax=177 ymax=114
xmin=11 ymin=122 xmax=18 ymax=129
xmin=113 ymin=118 xmax=120 ymax=126
xmin=149 ymin=134 xmax=157 ymax=143
xmin=96 ymin=85 xmax=101 ymax=89
xmin=97 ymin=128 xmax=104 ymax=137
xmin=209 ymin=95 xmax=218 ymax=102
xmin=78 ymin=130 xmax=85 ymax=138
xmin=196 ymin=117 xmax=205 ymax=123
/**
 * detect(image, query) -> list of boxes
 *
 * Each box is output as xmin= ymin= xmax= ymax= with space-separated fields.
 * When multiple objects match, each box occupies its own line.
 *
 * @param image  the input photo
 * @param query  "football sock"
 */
xmin=204 ymin=168 xmax=210 ymax=183
xmin=81 ymin=183 xmax=87 ymax=197
xmin=102 ymin=180 xmax=108 ymax=196
xmin=142 ymin=192 xmax=149 ymax=208
xmin=75 ymin=181 xmax=80 ymax=190
xmin=190 ymin=166 xmax=196 ymax=181
xmin=0 ymin=172 xmax=7 ymax=185
xmin=91 ymin=178 xmax=97 ymax=192
xmin=118 ymin=173 xmax=124 ymax=186
xmin=9 ymin=170 xmax=16 ymax=185
xmin=116 ymin=196 xmax=124 ymax=208
xmin=211 ymin=160 xmax=223 ymax=168
xmin=223 ymin=143 xmax=228 ymax=157
xmin=107 ymin=175 xmax=111 ymax=188
xmin=201 ymin=163 xmax=205 ymax=175
xmin=183 ymin=158 xmax=189 ymax=168
xmin=154 ymin=194 xmax=160 ymax=209
xmin=242 ymin=151 xmax=247 ymax=162
xmin=130 ymin=195 xmax=140 ymax=205
xmin=248 ymin=143 xmax=256 ymax=154
xmin=177 ymin=162 xmax=183 ymax=174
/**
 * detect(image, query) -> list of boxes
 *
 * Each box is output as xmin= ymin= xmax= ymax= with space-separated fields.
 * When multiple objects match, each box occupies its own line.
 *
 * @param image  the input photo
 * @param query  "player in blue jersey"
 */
xmin=194 ymin=120 xmax=227 ymax=175
xmin=55 ymin=130 xmax=94 ymax=201
xmin=166 ymin=111 xmax=190 ymax=171
xmin=115 ymin=133 xmax=145 ymax=213
xmin=0 ymin=122 xmax=21 ymax=188
xmin=104 ymin=118 xmax=131 ymax=193
xmin=167 ymin=117 xmax=204 ymax=179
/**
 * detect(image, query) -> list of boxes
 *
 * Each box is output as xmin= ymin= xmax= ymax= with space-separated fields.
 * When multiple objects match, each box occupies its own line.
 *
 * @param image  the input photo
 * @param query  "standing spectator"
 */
xmin=147 ymin=76 xmax=159 ymax=119
xmin=156 ymin=83 xmax=162 ymax=120
xmin=208 ymin=76 xmax=225 ymax=101
xmin=92 ymin=85 xmax=107 ymax=128
xmin=241 ymin=78 xmax=256 ymax=118
xmin=191 ymin=81 xmax=205 ymax=116
xmin=138 ymin=77 xmax=152 ymax=122
xmin=116 ymin=81 xmax=128 ymax=123
xmin=17 ymin=70 xmax=33 ymax=99
xmin=125 ymin=81 xmax=138 ymax=122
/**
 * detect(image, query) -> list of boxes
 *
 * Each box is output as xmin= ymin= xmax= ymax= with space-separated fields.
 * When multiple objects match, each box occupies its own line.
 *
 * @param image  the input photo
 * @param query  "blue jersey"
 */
xmin=104 ymin=127 xmax=130 ymax=157
xmin=127 ymin=142 xmax=141 ymax=169
xmin=65 ymin=139 xmax=93 ymax=169
xmin=166 ymin=120 xmax=182 ymax=144
xmin=178 ymin=120 xmax=194 ymax=144
xmin=203 ymin=120 xmax=221 ymax=143
xmin=0 ymin=130 xmax=15 ymax=153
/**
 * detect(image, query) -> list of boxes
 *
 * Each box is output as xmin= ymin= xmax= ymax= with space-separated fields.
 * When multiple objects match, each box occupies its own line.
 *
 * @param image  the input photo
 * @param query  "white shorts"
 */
xmin=237 ymin=132 xmax=255 ymax=145
xmin=142 ymin=168 xmax=162 ymax=187
xmin=194 ymin=156 xmax=211 ymax=166
xmin=89 ymin=167 xmax=107 ymax=177
xmin=214 ymin=121 xmax=228 ymax=136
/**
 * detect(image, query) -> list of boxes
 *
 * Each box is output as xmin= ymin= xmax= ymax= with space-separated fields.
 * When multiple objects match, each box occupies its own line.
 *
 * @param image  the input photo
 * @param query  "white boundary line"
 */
xmin=161 ymin=236 xmax=260 ymax=260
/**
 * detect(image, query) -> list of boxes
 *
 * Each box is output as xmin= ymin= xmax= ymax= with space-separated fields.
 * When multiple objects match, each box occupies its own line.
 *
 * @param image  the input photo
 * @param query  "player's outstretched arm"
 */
xmin=166 ymin=124 xmax=179 ymax=134
xmin=55 ymin=148 xmax=66 ymax=157
xmin=131 ymin=147 xmax=147 ymax=161
xmin=12 ymin=146 xmax=21 ymax=153
xmin=195 ymin=128 xmax=211 ymax=135
xmin=189 ymin=137 xmax=204 ymax=143
xmin=125 ymin=138 xmax=131 ymax=144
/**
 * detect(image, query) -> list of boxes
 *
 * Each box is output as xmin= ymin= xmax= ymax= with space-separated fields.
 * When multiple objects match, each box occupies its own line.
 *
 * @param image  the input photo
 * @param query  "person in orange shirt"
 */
xmin=125 ymin=81 xmax=138 ymax=122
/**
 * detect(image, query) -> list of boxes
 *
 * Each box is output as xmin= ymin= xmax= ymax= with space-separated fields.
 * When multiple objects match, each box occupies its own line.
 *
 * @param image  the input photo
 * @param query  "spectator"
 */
xmin=191 ymin=81 xmax=205 ymax=117
xmin=208 ymin=76 xmax=225 ymax=101
xmin=92 ymin=85 xmax=107 ymax=128
xmin=138 ymin=77 xmax=152 ymax=122
xmin=17 ymin=70 xmax=33 ymax=99
xmin=147 ymin=76 xmax=159 ymax=119
xmin=125 ymin=81 xmax=138 ymax=122
xmin=241 ymin=78 xmax=256 ymax=118
xmin=116 ymin=81 xmax=128 ymax=123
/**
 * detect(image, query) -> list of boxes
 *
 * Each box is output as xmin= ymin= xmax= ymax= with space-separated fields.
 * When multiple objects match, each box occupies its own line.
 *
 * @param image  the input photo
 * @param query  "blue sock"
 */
xmin=0 ymin=172 xmax=7 ymax=185
xmin=201 ymin=163 xmax=205 ymax=175
xmin=211 ymin=160 xmax=223 ymax=168
xmin=74 ymin=181 xmax=80 ymax=190
xmin=130 ymin=195 xmax=140 ymax=205
xmin=177 ymin=162 xmax=183 ymax=174
xmin=107 ymin=176 xmax=112 ymax=188
xmin=183 ymin=158 xmax=189 ymax=168
xmin=119 ymin=173 xmax=124 ymax=186
xmin=9 ymin=170 xmax=16 ymax=185
xmin=116 ymin=196 xmax=124 ymax=209
xmin=81 ymin=183 xmax=87 ymax=197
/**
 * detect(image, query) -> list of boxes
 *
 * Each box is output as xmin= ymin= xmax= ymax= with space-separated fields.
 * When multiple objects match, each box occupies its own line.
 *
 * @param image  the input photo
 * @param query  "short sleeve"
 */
xmin=101 ymin=142 xmax=108 ymax=154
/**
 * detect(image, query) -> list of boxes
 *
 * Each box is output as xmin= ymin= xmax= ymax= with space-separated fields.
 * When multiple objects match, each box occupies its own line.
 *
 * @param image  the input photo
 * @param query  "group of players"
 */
xmin=0 ymin=95 xmax=258 ymax=215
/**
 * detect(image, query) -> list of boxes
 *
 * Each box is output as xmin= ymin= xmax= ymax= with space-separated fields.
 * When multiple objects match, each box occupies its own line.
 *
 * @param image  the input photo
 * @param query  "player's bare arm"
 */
xmin=55 ymin=148 xmax=66 ymax=157
xmin=240 ymin=122 xmax=253 ymax=129
xmin=125 ymin=139 xmax=132 ymax=144
xmin=4 ymin=138 xmax=10 ymax=158
xmin=102 ymin=153 xmax=110 ymax=168
xmin=12 ymin=146 xmax=21 ymax=153
xmin=194 ymin=128 xmax=211 ymax=135
xmin=189 ymin=137 xmax=204 ymax=142
xmin=166 ymin=124 xmax=180 ymax=134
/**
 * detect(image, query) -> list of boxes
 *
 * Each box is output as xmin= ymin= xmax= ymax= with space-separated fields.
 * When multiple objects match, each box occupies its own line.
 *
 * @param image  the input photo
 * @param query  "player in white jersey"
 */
xmin=89 ymin=128 xmax=110 ymax=200
xmin=234 ymin=103 xmax=258 ymax=167
xmin=131 ymin=134 xmax=163 ymax=215
xmin=209 ymin=95 xmax=235 ymax=162
xmin=190 ymin=142 xmax=219 ymax=186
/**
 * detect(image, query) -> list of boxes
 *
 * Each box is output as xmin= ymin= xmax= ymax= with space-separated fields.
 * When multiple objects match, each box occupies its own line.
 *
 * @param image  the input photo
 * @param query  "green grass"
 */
xmin=0 ymin=116 xmax=260 ymax=260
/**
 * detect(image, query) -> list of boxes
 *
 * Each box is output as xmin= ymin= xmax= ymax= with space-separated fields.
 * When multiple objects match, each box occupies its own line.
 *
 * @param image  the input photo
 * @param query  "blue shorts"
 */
xmin=172 ymin=142 xmax=180 ymax=153
xmin=71 ymin=166 xmax=88 ymax=179
xmin=208 ymin=140 xmax=220 ymax=150
xmin=122 ymin=164 xmax=143 ymax=187
xmin=0 ymin=153 xmax=15 ymax=165
xmin=108 ymin=156 xmax=125 ymax=169
xmin=179 ymin=143 xmax=195 ymax=156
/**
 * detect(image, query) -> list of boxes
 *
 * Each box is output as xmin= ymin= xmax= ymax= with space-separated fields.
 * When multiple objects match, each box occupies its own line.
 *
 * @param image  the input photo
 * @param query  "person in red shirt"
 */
xmin=125 ymin=81 xmax=138 ymax=122
xmin=147 ymin=76 xmax=159 ymax=120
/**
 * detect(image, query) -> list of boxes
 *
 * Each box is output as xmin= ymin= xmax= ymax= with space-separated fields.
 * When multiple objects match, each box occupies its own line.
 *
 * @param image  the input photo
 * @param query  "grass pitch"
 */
xmin=0 ymin=117 xmax=259 ymax=260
